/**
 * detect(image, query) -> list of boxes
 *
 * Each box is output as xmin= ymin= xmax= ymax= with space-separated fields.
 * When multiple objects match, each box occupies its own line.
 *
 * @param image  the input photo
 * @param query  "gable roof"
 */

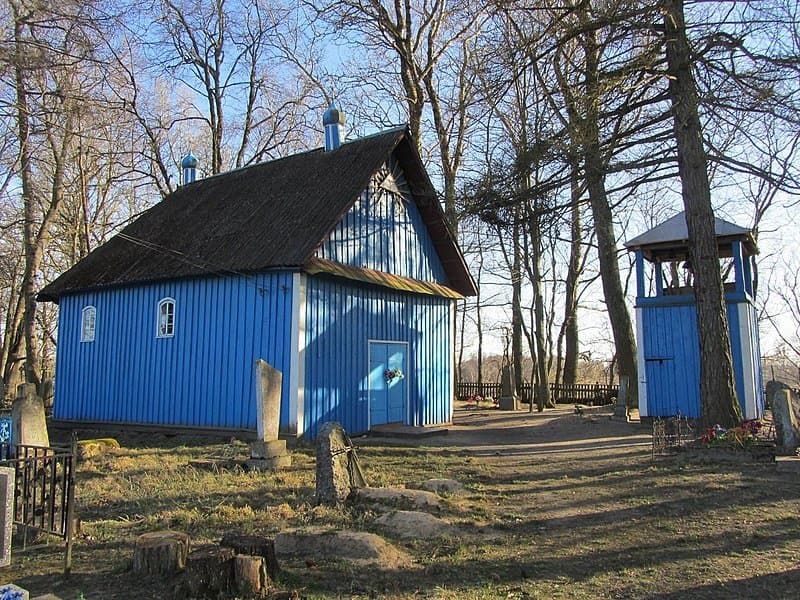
xmin=624 ymin=210 xmax=757 ymax=262
xmin=39 ymin=128 xmax=477 ymax=301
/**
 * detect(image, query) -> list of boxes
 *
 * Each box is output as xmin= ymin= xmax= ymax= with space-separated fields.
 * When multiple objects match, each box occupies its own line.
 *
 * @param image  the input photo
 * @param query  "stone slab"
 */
xmin=373 ymin=510 xmax=449 ymax=539
xmin=11 ymin=384 xmax=49 ymax=451
xmin=254 ymin=359 xmax=282 ymax=442
xmin=0 ymin=467 xmax=14 ymax=568
xmin=0 ymin=584 xmax=29 ymax=600
xmin=775 ymin=456 xmax=800 ymax=474
xmin=249 ymin=439 xmax=287 ymax=459
xmin=772 ymin=389 xmax=799 ymax=453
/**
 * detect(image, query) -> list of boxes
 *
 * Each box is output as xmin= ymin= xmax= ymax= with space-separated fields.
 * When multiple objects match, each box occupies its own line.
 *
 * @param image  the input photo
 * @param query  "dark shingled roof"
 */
xmin=39 ymin=127 xmax=477 ymax=301
xmin=624 ymin=210 xmax=757 ymax=262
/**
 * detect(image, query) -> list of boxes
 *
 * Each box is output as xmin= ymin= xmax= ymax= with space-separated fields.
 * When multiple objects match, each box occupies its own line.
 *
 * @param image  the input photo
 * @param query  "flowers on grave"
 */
xmin=699 ymin=420 xmax=763 ymax=447
xmin=384 ymin=367 xmax=404 ymax=383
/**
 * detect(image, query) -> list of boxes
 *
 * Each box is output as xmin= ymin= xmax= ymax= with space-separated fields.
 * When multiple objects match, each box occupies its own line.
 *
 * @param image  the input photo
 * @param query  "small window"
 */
xmin=81 ymin=306 xmax=96 ymax=342
xmin=157 ymin=298 xmax=175 ymax=338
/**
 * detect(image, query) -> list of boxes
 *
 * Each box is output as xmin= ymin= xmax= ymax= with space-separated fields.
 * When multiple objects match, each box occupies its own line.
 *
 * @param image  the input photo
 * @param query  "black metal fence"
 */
xmin=456 ymin=382 xmax=619 ymax=406
xmin=1 ymin=439 xmax=76 ymax=573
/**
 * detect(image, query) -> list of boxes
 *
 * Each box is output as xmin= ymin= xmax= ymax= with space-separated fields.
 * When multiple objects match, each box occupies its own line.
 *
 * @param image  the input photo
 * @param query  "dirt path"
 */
xmin=363 ymin=404 xmax=652 ymax=456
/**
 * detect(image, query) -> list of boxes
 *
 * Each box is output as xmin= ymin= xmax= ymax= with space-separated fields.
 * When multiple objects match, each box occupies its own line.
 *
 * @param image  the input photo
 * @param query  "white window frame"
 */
xmin=157 ymin=297 xmax=175 ymax=338
xmin=81 ymin=305 xmax=96 ymax=343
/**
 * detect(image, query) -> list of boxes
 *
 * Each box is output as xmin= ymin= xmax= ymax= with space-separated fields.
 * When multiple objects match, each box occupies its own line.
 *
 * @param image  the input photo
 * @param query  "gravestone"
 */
xmin=11 ymin=384 xmax=49 ymax=452
xmin=612 ymin=376 xmax=630 ymax=422
xmin=316 ymin=422 xmax=364 ymax=506
xmin=0 ymin=467 xmax=14 ymax=568
xmin=247 ymin=360 xmax=290 ymax=470
xmin=772 ymin=389 xmax=800 ymax=454
xmin=498 ymin=365 xmax=519 ymax=411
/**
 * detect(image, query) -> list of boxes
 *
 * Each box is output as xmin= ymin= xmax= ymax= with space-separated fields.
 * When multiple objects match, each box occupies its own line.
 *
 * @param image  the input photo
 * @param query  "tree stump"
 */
xmin=132 ymin=530 xmax=190 ymax=577
xmin=235 ymin=554 xmax=266 ymax=597
xmin=220 ymin=533 xmax=279 ymax=580
xmin=185 ymin=545 xmax=235 ymax=597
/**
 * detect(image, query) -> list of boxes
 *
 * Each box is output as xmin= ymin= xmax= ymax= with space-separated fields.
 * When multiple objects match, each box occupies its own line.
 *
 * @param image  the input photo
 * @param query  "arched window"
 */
xmin=81 ymin=306 xmax=96 ymax=342
xmin=157 ymin=298 xmax=175 ymax=338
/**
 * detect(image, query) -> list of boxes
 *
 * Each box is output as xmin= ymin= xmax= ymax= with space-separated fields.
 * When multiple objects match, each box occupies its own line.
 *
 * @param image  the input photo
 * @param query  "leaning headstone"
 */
xmin=0 ymin=584 xmax=28 ymax=600
xmin=248 ymin=359 xmax=290 ymax=471
xmin=0 ymin=467 xmax=14 ymax=568
xmin=612 ymin=376 xmax=630 ymax=422
xmin=316 ymin=422 xmax=364 ymax=506
xmin=11 ymin=384 xmax=49 ymax=455
xmin=772 ymin=389 xmax=800 ymax=454
xmin=498 ymin=365 xmax=519 ymax=411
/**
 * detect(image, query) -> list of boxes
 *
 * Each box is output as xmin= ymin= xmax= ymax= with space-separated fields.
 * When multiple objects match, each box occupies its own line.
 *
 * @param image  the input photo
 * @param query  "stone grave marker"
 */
xmin=316 ymin=422 xmax=365 ymax=506
xmin=11 ymin=384 xmax=49 ymax=452
xmin=498 ymin=365 xmax=519 ymax=411
xmin=772 ymin=388 xmax=800 ymax=454
xmin=247 ymin=360 xmax=290 ymax=470
xmin=612 ymin=375 xmax=630 ymax=421
xmin=0 ymin=467 xmax=13 ymax=568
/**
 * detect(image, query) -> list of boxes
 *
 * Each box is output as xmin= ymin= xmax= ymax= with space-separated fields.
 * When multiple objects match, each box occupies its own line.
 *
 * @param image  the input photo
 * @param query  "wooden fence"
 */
xmin=456 ymin=382 xmax=619 ymax=406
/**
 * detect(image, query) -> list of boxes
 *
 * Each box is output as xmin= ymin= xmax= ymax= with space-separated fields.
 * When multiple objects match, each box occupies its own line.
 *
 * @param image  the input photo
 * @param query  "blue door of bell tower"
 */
xmin=368 ymin=341 xmax=408 ymax=427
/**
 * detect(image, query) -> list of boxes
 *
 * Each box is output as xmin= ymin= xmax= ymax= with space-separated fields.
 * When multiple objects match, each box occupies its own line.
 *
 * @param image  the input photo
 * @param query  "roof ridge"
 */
xmin=180 ymin=127 xmax=409 ymax=188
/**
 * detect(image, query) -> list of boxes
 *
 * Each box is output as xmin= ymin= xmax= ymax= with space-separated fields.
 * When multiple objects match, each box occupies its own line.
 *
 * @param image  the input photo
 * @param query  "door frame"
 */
xmin=367 ymin=339 xmax=410 ymax=430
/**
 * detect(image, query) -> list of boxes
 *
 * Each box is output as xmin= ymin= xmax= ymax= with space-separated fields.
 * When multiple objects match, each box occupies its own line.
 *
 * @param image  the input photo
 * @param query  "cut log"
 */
xmin=132 ymin=530 xmax=190 ymax=577
xmin=220 ymin=533 xmax=279 ymax=580
xmin=185 ymin=544 xmax=235 ymax=597
xmin=235 ymin=554 xmax=266 ymax=597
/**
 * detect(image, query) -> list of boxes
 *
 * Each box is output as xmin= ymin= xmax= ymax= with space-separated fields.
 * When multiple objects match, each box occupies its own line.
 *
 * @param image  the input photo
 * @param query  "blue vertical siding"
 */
xmin=303 ymin=275 xmax=452 ymax=439
xmin=316 ymin=155 xmax=448 ymax=284
xmin=639 ymin=295 xmax=761 ymax=418
xmin=54 ymin=272 xmax=295 ymax=430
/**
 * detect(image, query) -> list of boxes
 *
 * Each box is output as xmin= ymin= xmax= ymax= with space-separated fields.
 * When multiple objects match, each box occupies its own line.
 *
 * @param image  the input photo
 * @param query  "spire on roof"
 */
xmin=323 ymin=102 xmax=346 ymax=152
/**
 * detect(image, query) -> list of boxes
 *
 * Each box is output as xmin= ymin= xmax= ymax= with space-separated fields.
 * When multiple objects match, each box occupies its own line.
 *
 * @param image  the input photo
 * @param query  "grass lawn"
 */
xmin=8 ymin=406 xmax=800 ymax=599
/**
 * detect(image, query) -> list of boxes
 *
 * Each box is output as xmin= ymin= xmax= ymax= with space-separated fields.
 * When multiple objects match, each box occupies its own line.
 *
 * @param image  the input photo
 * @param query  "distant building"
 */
xmin=39 ymin=106 xmax=477 ymax=439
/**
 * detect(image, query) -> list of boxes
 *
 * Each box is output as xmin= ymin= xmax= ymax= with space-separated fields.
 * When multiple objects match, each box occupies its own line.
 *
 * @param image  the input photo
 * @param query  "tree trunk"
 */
xmin=582 ymin=22 xmax=638 ymax=408
xmin=185 ymin=545 xmax=236 ymax=597
xmin=511 ymin=211 xmax=524 ymax=398
xmin=529 ymin=212 xmax=552 ymax=411
xmin=563 ymin=161 xmax=583 ymax=385
xmin=13 ymin=5 xmax=41 ymax=389
xmin=132 ymin=531 xmax=190 ymax=577
xmin=662 ymin=0 xmax=741 ymax=427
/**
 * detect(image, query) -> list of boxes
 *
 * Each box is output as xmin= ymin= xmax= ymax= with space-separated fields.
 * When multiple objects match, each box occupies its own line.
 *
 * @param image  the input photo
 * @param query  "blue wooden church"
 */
xmin=39 ymin=106 xmax=477 ymax=439
xmin=625 ymin=211 xmax=764 ymax=421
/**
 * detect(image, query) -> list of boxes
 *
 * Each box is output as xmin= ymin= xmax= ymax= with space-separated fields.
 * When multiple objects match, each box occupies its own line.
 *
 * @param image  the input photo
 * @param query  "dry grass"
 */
xmin=8 ymin=410 xmax=800 ymax=599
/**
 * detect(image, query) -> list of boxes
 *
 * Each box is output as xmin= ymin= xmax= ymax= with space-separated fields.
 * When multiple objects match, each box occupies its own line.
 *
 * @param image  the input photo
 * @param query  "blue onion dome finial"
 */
xmin=181 ymin=150 xmax=198 ymax=169
xmin=323 ymin=102 xmax=345 ymax=126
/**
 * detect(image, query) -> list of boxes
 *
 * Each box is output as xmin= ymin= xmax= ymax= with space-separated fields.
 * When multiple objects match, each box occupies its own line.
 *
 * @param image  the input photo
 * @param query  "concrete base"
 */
xmin=249 ymin=439 xmax=287 ymax=459
xmin=498 ymin=396 xmax=519 ymax=411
